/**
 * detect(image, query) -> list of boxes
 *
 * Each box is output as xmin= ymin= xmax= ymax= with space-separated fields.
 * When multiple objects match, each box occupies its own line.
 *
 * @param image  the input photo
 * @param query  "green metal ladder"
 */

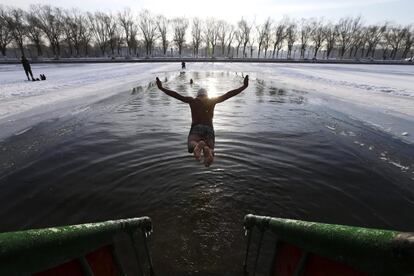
xmin=0 ymin=217 xmax=154 ymax=275
xmin=243 ymin=214 xmax=414 ymax=275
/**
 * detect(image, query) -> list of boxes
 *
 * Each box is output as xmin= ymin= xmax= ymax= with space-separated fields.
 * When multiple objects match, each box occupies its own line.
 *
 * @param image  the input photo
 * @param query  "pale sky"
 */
xmin=2 ymin=0 xmax=412 ymax=25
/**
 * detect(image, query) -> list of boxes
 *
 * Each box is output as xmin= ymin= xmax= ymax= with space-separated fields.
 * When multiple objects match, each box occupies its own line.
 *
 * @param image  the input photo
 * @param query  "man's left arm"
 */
xmin=215 ymin=75 xmax=249 ymax=103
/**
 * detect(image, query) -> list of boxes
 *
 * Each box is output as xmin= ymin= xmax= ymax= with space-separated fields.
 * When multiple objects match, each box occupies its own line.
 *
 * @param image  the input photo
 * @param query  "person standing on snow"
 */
xmin=21 ymin=56 xmax=34 ymax=81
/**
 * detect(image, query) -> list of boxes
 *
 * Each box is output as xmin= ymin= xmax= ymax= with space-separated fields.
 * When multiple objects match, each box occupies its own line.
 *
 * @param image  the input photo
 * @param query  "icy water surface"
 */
xmin=0 ymin=70 xmax=413 ymax=275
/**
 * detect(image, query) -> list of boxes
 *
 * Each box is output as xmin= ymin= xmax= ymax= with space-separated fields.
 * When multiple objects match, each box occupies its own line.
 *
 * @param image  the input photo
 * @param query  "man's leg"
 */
xmin=203 ymin=137 xmax=215 ymax=167
xmin=194 ymin=140 xmax=205 ymax=161
xmin=24 ymin=70 xmax=30 ymax=81
xmin=188 ymin=134 xmax=204 ymax=161
xmin=28 ymin=69 xmax=34 ymax=80
xmin=203 ymin=146 xmax=214 ymax=167
xmin=188 ymin=134 xmax=199 ymax=153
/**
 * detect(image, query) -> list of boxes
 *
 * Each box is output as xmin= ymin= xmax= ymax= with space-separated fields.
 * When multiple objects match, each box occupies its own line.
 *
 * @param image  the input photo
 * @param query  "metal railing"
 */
xmin=243 ymin=214 xmax=414 ymax=275
xmin=0 ymin=217 xmax=154 ymax=275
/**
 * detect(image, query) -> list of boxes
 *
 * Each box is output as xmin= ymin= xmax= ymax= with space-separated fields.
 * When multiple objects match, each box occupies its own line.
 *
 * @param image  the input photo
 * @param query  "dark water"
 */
xmin=1 ymin=71 xmax=413 ymax=274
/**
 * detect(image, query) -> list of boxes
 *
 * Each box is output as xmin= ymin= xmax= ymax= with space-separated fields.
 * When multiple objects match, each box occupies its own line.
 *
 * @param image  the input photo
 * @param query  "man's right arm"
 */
xmin=156 ymin=77 xmax=193 ymax=103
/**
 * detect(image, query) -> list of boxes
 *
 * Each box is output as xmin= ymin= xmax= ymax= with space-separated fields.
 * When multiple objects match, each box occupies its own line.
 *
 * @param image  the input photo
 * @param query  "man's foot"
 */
xmin=193 ymin=140 xmax=205 ymax=161
xmin=203 ymin=146 xmax=214 ymax=167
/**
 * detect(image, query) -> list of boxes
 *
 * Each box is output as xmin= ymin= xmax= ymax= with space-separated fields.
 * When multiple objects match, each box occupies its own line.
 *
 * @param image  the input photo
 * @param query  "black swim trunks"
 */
xmin=188 ymin=124 xmax=215 ymax=151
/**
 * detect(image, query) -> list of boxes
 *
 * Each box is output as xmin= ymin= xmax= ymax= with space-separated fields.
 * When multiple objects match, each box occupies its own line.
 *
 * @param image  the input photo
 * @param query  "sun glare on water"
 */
xmin=198 ymin=77 xmax=220 ymax=98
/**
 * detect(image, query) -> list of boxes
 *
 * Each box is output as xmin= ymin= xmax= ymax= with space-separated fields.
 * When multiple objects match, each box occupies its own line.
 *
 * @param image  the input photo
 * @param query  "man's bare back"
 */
xmin=156 ymin=75 xmax=249 ymax=167
xmin=189 ymin=97 xmax=216 ymax=126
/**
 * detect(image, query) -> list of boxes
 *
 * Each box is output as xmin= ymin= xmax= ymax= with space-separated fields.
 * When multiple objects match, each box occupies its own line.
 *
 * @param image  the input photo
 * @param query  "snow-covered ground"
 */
xmin=0 ymin=62 xmax=413 ymax=142
xmin=0 ymin=63 xmax=178 ymax=120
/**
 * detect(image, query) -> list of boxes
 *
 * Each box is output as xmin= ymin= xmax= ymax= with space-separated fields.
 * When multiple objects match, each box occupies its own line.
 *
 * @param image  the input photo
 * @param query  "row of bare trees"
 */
xmin=1 ymin=4 xmax=413 ymax=60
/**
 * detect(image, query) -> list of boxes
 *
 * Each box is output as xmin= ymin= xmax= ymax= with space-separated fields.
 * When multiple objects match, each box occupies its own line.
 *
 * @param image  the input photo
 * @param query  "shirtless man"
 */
xmin=155 ymin=75 xmax=249 ymax=167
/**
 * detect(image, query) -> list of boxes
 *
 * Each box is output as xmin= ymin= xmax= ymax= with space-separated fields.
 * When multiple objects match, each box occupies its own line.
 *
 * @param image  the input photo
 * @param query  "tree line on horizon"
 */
xmin=0 ymin=4 xmax=413 ymax=60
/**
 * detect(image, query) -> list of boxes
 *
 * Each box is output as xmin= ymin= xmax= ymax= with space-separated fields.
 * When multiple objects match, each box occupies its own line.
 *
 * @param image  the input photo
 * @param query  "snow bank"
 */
xmin=0 ymin=63 xmax=178 ymax=120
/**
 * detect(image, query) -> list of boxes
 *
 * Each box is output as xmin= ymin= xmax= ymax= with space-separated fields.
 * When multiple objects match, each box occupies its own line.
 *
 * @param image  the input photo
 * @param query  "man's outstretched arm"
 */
xmin=156 ymin=77 xmax=193 ymax=103
xmin=215 ymin=75 xmax=249 ymax=103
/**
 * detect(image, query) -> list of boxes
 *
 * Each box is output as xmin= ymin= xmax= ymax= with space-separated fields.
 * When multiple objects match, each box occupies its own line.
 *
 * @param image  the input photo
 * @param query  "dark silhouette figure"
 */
xmin=156 ymin=75 xmax=249 ymax=167
xmin=190 ymin=79 xmax=193 ymax=85
xmin=40 ymin=74 xmax=46 ymax=80
xmin=21 ymin=56 xmax=34 ymax=81
xmin=181 ymin=61 xmax=186 ymax=69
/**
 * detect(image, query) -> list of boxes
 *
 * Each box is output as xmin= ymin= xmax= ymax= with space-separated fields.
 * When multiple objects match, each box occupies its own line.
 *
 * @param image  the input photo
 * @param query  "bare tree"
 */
xmin=310 ymin=19 xmax=324 ymax=59
xmin=104 ymin=13 xmax=118 ymax=56
xmin=114 ymin=25 xmax=123 ymax=55
xmin=79 ymin=15 xmax=92 ymax=56
xmin=351 ymin=26 xmax=368 ymax=58
xmin=234 ymin=30 xmax=243 ymax=58
xmin=202 ymin=21 xmax=210 ymax=57
xmin=0 ymin=7 xmax=13 ymax=56
xmin=337 ymin=16 xmax=362 ymax=58
xmin=25 ymin=8 xmax=44 ymax=56
xmin=130 ymin=29 xmax=139 ymax=56
xmin=172 ymin=17 xmax=188 ymax=56
xmin=88 ymin=11 xmax=110 ymax=56
xmin=381 ymin=28 xmax=392 ymax=60
xmin=348 ymin=18 xmax=368 ymax=59
xmin=272 ymin=19 xmax=287 ymax=58
xmin=248 ymin=36 xmax=255 ymax=58
xmin=365 ymin=24 xmax=387 ymax=58
xmin=33 ymin=5 xmax=65 ymax=58
xmin=118 ymin=8 xmax=136 ymax=56
xmin=337 ymin=17 xmax=352 ymax=58
xmin=401 ymin=25 xmax=413 ymax=58
xmin=217 ymin=20 xmax=231 ymax=57
xmin=202 ymin=18 xmax=220 ymax=57
xmin=286 ymin=22 xmax=297 ymax=58
xmin=138 ymin=10 xmax=157 ymax=56
xmin=207 ymin=18 xmax=220 ymax=56
xmin=348 ymin=26 xmax=364 ymax=58
xmin=156 ymin=14 xmax=169 ymax=56
xmin=62 ymin=10 xmax=75 ymax=56
xmin=225 ymin=24 xmax=235 ymax=57
xmin=386 ymin=25 xmax=407 ymax=59
xmin=323 ymin=22 xmax=338 ymax=59
xmin=238 ymin=18 xmax=252 ymax=58
xmin=66 ymin=9 xmax=89 ymax=57
xmin=299 ymin=18 xmax=312 ymax=58
xmin=191 ymin=17 xmax=202 ymax=57
xmin=256 ymin=17 xmax=271 ymax=58
xmin=262 ymin=22 xmax=272 ymax=58
xmin=4 ymin=7 xmax=26 ymax=56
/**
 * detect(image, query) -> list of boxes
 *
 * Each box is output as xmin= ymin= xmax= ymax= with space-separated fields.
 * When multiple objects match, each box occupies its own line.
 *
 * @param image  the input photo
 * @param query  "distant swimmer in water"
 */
xmin=156 ymin=75 xmax=249 ymax=167
xmin=21 ymin=56 xmax=34 ymax=81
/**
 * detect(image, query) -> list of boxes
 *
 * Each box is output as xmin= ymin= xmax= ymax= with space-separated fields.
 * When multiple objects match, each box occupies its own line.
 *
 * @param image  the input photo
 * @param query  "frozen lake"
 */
xmin=1 ymin=62 xmax=413 ymax=142
xmin=0 ymin=63 xmax=413 ymax=274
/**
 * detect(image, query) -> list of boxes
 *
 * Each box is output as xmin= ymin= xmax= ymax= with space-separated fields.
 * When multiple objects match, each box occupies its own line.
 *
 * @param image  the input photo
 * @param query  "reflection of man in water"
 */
xmin=156 ymin=75 xmax=249 ymax=167
xmin=21 ymin=56 xmax=34 ymax=81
